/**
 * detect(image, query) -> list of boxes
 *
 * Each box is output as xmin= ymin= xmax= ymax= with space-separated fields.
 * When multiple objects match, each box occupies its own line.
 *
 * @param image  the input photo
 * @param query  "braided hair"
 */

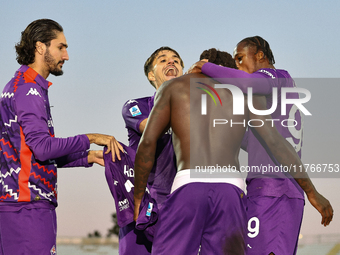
xmin=238 ymin=36 xmax=275 ymax=65
xmin=200 ymin=48 xmax=237 ymax=69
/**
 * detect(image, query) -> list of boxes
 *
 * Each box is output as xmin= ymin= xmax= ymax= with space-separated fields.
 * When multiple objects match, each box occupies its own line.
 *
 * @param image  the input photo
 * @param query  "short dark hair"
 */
xmin=15 ymin=19 xmax=64 ymax=65
xmin=200 ymin=48 xmax=237 ymax=69
xmin=238 ymin=36 xmax=275 ymax=65
xmin=144 ymin=46 xmax=184 ymax=86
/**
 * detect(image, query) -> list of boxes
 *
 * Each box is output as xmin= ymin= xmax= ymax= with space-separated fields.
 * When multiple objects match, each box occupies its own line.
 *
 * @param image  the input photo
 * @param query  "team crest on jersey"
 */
xmin=26 ymin=88 xmax=42 ymax=97
xmin=129 ymin=105 xmax=142 ymax=117
xmin=50 ymin=245 xmax=56 ymax=254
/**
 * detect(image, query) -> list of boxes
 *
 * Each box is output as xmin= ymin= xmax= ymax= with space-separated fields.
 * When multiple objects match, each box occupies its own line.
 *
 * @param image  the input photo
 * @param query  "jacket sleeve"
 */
xmin=55 ymin=150 xmax=93 ymax=168
xmin=14 ymin=83 xmax=90 ymax=162
xmin=122 ymin=99 xmax=150 ymax=134
xmin=201 ymin=62 xmax=278 ymax=95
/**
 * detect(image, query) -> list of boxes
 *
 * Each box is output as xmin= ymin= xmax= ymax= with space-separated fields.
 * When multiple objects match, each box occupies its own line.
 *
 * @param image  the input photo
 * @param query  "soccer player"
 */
xmin=0 ymin=19 xmax=123 ymax=254
xmin=134 ymin=47 xmax=333 ymax=255
xmin=134 ymin=49 xmax=250 ymax=255
xmin=188 ymin=36 xmax=333 ymax=255
xmin=117 ymin=47 xmax=184 ymax=254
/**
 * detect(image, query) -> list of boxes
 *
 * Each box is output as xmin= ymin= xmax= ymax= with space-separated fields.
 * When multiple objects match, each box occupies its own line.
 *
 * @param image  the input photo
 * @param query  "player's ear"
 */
xmin=256 ymin=51 xmax=266 ymax=62
xmin=148 ymin=71 xmax=156 ymax=82
xmin=35 ymin=41 xmax=46 ymax=55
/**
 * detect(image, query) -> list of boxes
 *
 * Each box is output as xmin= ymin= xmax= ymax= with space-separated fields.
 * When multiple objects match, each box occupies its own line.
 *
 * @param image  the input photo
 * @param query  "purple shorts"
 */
xmin=0 ymin=201 xmax=57 ymax=255
xmin=151 ymin=182 xmax=247 ymax=255
xmin=246 ymin=195 xmax=304 ymax=255
xmin=119 ymin=221 xmax=152 ymax=255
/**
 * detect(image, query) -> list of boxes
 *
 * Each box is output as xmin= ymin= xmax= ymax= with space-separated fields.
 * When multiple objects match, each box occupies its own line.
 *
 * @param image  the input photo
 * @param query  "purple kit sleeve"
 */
xmin=56 ymin=151 xmax=93 ymax=168
xmin=14 ymin=83 xmax=90 ymax=162
xmin=201 ymin=62 xmax=275 ymax=95
xmin=122 ymin=99 xmax=150 ymax=134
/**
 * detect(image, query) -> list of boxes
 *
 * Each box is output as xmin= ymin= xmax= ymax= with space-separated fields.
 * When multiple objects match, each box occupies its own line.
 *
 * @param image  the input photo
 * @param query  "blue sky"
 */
xmin=1 ymin=0 xmax=339 ymax=238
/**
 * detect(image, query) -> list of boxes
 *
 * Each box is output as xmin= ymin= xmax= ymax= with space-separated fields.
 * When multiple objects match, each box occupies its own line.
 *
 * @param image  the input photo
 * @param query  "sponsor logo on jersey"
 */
xmin=124 ymin=165 xmax=134 ymax=178
xmin=26 ymin=88 xmax=41 ymax=97
xmin=129 ymin=105 xmax=142 ymax=117
xmin=118 ymin=198 xmax=130 ymax=211
xmin=125 ymin=99 xmax=139 ymax=106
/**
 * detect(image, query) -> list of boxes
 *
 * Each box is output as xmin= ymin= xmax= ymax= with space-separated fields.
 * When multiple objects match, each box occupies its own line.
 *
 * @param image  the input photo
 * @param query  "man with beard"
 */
xmin=115 ymin=47 xmax=184 ymax=254
xmin=0 ymin=19 xmax=123 ymax=254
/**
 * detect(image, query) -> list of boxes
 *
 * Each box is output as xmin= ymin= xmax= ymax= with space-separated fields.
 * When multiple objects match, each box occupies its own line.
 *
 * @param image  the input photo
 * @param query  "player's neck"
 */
xmin=28 ymin=62 xmax=49 ymax=79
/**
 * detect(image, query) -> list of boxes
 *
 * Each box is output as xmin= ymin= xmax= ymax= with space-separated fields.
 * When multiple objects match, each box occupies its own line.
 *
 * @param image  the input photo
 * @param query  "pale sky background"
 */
xmin=0 ymin=1 xmax=339 ymax=239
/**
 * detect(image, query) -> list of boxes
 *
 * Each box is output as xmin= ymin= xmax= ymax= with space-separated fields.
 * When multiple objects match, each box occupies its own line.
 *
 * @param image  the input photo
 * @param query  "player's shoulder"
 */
xmin=256 ymin=68 xmax=279 ymax=79
xmin=256 ymin=68 xmax=292 ymax=79
xmin=275 ymin=69 xmax=292 ymax=79
xmin=122 ymin=96 xmax=152 ymax=119
xmin=13 ymin=80 xmax=43 ymax=100
xmin=123 ymin=96 xmax=151 ymax=108
xmin=160 ymin=74 xmax=193 ymax=92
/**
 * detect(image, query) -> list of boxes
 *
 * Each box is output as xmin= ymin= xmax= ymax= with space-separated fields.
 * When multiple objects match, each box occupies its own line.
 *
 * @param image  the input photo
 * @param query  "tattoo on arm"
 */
xmin=134 ymin=145 xmax=155 ymax=200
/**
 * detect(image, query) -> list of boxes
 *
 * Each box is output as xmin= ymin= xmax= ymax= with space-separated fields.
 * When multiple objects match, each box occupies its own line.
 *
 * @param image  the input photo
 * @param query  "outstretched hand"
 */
xmin=307 ymin=191 xmax=333 ymax=226
xmin=86 ymin=133 xmax=124 ymax=162
xmin=88 ymin=150 xmax=104 ymax=166
xmin=185 ymin=59 xmax=208 ymax=74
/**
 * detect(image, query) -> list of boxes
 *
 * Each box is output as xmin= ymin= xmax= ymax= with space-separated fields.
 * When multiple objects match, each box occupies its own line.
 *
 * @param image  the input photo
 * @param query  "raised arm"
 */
xmin=188 ymin=61 xmax=274 ymax=95
xmin=250 ymin=96 xmax=333 ymax=226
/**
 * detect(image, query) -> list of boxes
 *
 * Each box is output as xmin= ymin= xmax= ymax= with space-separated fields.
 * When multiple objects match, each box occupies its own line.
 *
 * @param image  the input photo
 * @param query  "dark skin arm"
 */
xmin=133 ymin=82 xmax=171 ymax=221
xmin=251 ymin=96 xmax=333 ymax=226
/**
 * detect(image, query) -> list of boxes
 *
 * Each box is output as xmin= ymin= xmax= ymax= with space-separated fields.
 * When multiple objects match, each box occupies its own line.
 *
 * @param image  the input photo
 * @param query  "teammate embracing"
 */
xmin=189 ymin=36 xmax=333 ymax=255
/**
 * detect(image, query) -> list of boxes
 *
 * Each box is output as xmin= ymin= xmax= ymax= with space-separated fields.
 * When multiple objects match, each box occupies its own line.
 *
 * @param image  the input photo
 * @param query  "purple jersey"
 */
xmin=122 ymin=95 xmax=177 ymax=206
xmin=104 ymin=143 xmax=154 ymax=254
xmin=0 ymin=66 xmax=91 ymax=207
xmin=202 ymin=64 xmax=304 ymax=199
xmin=104 ymin=144 xmax=136 ymax=227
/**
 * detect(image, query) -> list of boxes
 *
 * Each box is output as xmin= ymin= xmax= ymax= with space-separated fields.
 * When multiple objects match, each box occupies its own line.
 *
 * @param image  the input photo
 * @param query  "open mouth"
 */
xmin=164 ymin=66 xmax=178 ymax=77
